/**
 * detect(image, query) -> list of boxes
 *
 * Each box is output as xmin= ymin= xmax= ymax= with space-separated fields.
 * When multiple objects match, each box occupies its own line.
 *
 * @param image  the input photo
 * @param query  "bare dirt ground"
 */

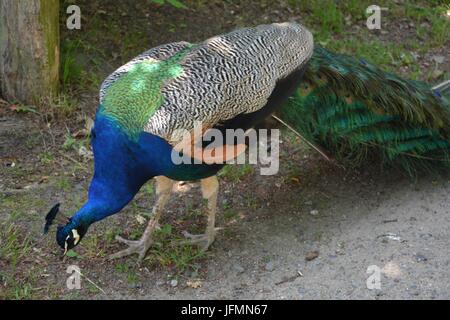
xmin=110 ymin=166 xmax=450 ymax=300
xmin=1 ymin=0 xmax=449 ymax=299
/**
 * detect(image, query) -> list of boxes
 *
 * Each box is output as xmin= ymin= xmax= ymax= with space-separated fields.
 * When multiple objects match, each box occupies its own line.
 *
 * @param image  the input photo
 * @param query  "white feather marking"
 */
xmin=72 ymin=229 xmax=81 ymax=245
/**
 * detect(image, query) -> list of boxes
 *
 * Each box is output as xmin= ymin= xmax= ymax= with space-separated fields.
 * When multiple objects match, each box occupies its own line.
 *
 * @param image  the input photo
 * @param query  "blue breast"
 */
xmin=92 ymin=111 xmax=223 ymax=193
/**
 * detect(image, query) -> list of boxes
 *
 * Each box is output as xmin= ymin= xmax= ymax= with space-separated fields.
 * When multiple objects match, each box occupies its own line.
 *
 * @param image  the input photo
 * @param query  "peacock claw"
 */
xmin=182 ymin=228 xmax=222 ymax=251
xmin=108 ymin=235 xmax=153 ymax=263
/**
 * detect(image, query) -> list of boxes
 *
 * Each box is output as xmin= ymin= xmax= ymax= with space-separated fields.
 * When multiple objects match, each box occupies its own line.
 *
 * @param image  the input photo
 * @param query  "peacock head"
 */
xmin=44 ymin=203 xmax=90 ymax=255
xmin=56 ymin=222 xmax=88 ymax=254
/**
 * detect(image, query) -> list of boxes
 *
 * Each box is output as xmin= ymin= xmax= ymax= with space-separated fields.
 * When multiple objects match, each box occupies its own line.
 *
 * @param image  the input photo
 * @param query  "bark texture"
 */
xmin=0 ymin=0 xmax=60 ymax=104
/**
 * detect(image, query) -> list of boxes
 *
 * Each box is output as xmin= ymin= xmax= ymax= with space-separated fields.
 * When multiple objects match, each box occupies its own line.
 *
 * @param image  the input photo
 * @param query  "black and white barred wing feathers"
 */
xmin=99 ymin=22 xmax=314 ymax=143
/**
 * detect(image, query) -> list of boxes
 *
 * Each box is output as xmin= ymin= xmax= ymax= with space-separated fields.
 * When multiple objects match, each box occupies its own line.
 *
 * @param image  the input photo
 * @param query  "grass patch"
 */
xmin=115 ymin=262 xmax=139 ymax=284
xmin=223 ymin=208 xmax=239 ymax=222
xmin=39 ymin=151 xmax=55 ymax=165
xmin=53 ymin=176 xmax=72 ymax=192
xmin=286 ymin=0 xmax=448 ymax=80
xmin=0 ymin=223 xmax=31 ymax=269
xmin=405 ymin=3 xmax=450 ymax=47
xmin=145 ymin=224 xmax=205 ymax=274
xmin=218 ymin=164 xmax=253 ymax=182
xmin=61 ymin=39 xmax=84 ymax=90
xmin=142 ymin=180 xmax=155 ymax=196
xmin=0 ymin=223 xmax=38 ymax=299
xmin=62 ymin=132 xmax=90 ymax=152
xmin=325 ymin=37 xmax=420 ymax=76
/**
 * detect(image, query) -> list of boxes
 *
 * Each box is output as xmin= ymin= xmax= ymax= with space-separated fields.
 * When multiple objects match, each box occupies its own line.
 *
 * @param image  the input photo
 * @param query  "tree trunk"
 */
xmin=0 ymin=0 xmax=60 ymax=105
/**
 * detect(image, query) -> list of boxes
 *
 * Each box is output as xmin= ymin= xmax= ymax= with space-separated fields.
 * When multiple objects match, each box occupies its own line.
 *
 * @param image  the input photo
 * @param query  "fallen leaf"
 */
xmin=382 ymin=261 xmax=402 ymax=279
xmin=72 ymin=129 xmax=89 ymax=139
xmin=291 ymin=177 xmax=300 ymax=184
xmin=136 ymin=215 xmax=146 ymax=225
xmin=78 ymin=146 xmax=93 ymax=159
xmin=305 ymin=250 xmax=319 ymax=261
xmin=186 ymin=279 xmax=203 ymax=289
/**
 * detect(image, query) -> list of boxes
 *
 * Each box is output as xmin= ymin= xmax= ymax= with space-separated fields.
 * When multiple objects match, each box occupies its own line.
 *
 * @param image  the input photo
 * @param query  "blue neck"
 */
xmin=70 ymin=112 xmax=161 ymax=226
xmin=69 ymin=108 xmax=223 ymax=229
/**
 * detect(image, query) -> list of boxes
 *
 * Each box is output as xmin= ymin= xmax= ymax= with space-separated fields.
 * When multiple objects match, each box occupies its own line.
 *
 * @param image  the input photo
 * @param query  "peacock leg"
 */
xmin=182 ymin=175 xmax=220 ymax=250
xmin=108 ymin=176 xmax=174 ymax=263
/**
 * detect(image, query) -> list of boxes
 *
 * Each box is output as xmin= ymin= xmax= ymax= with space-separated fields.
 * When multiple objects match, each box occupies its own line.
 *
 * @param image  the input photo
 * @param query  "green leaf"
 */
xmin=160 ymin=224 xmax=172 ymax=235
xmin=11 ymin=105 xmax=40 ymax=114
xmin=65 ymin=250 xmax=79 ymax=258
xmin=167 ymin=0 xmax=187 ymax=9
xmin=150 ymin=0 xmax=187 ymax=9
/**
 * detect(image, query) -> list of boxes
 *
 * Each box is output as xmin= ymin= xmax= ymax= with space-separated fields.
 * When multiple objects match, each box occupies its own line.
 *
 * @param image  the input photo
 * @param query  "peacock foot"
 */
xmin=182 ymin=228 xmax=222 ymax=251
xmin=108 ymin=235 xmax=153 ymax=263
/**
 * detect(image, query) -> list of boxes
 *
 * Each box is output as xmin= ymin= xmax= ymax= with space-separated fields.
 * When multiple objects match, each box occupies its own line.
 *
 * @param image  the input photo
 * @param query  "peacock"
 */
xmin=44 ymin=22 xmax=450 ymax=263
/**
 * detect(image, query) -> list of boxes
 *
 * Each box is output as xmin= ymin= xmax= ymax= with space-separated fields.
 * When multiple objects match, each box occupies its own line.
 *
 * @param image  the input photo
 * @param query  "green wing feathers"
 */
xmin=279 ymin=46 xmax=450 ymax=175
